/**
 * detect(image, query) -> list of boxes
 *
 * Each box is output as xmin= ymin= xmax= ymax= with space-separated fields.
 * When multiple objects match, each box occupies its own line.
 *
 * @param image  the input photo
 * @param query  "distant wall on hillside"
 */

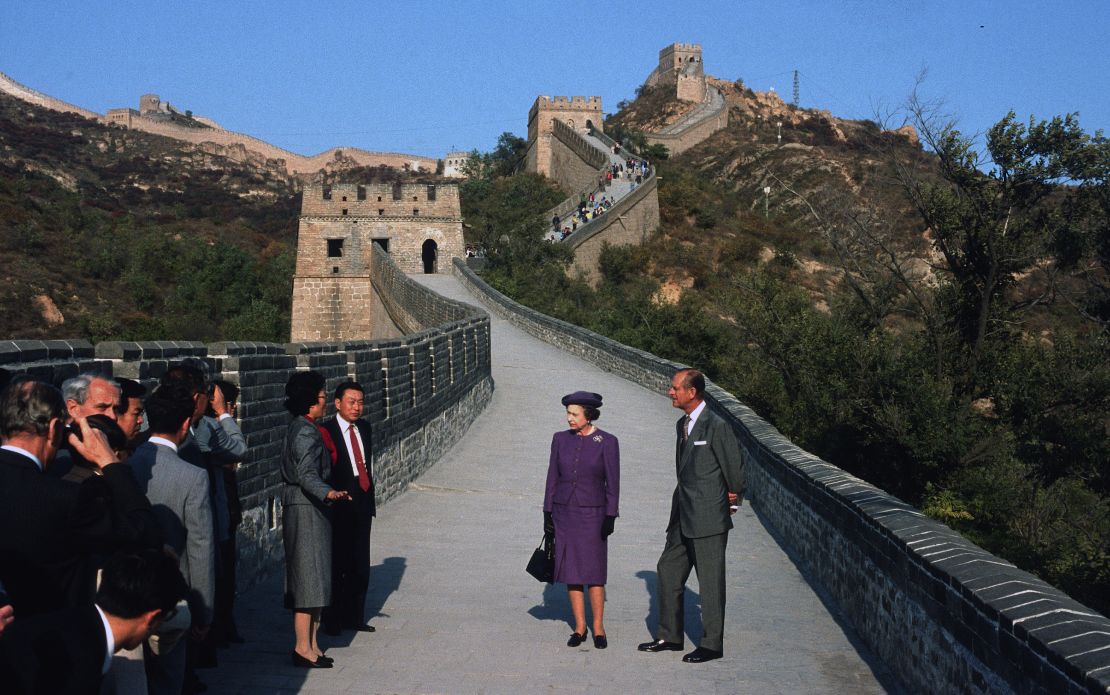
xmin=0 ymin=72 xmax=444 ymax=177
xmin=0 ymin=71 xmax=101 ymax=121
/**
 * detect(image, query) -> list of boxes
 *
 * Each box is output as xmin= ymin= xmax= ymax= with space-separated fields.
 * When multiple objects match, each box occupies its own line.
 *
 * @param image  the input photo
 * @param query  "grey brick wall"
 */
xmin=452 ymin=258 xmax=1110 ymax=695
xmin=0 ymin=252 xmax=492 ymax=595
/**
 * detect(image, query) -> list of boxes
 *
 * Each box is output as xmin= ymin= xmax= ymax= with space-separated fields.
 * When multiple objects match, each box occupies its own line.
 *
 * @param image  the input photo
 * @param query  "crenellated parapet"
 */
xmin=525 ymin=95 xmax=604 ymax=180
xmin=0 ymin=249 xmax=491 ymax=594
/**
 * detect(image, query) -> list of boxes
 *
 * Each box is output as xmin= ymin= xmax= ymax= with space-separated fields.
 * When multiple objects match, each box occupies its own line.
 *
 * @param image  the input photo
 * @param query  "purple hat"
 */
xmin=561 ymin=391 xmax=603 ymax=408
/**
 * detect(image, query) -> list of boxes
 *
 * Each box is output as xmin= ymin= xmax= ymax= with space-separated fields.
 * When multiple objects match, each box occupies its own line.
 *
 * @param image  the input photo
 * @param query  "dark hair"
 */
xmin=285 ymin=371 xmax=326 ymax=416
xmin=583 ymin=406 xmax=601 ymax=422
xmin=334 ymin=380 xmax=364 ymax=401
xmin=676 ymin=368 xmax=705 ymax=398
xmin=114 ymin=378 xmax=146 ymax=414
xmin=145 ymin=381 xmax=197 ymax=434
xmin=0 ymin=379 xmax=66 ymax=438
xmin=96 ymin=549 xmax=187 ymax=619
xmin=161 ymin=363 xmax=206 ymax=395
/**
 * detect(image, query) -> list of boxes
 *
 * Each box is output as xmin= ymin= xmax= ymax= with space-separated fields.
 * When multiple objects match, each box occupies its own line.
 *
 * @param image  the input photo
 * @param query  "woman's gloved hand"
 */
xmin=544 ymin=511 xmax=555 ymax=539
xmin=601 ymin=516 xmax=615 ymax=539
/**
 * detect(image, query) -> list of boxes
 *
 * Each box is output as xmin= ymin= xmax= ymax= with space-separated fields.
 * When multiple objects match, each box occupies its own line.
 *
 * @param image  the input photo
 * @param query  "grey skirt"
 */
xmin=282 ymin=502 xmax=332 ymax=609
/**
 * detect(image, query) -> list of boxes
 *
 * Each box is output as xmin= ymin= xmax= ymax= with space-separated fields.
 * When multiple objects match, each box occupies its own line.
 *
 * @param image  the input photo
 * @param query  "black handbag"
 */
xmin=526 ymin=534 xmax=554 ymax=583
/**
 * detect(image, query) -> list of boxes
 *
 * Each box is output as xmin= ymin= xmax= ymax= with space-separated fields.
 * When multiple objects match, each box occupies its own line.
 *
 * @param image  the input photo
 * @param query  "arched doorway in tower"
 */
xmin=422 ymin=239 xmax=438 ymax=274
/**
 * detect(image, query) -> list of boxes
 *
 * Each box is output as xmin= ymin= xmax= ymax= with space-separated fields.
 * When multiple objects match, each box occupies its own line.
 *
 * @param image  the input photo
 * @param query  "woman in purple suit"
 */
xmin=543 ymin=391 xmax=620 ymax=649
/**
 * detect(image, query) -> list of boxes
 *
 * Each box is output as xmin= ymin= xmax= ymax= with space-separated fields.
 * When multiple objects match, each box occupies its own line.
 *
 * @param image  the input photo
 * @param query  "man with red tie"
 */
xmin=321 ymin=381 xmax=377 ymax=636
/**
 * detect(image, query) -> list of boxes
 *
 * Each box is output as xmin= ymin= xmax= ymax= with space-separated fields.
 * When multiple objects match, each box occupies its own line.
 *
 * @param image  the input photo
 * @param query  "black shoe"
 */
xmin=291 ymin=651 xmax=332 ymax=669
xmin=317 ymin=653 xmax=334 ymax=665
xmin=593 ymin=634 xmax=608 ymax=649
xmin=682 ymin=646 xmax=723 ymax=663
xmin=567 ymin=631 xmax=587 ymax=647
xmin=348 ymin=623 xmax=376 ymax=633
xmin=637 ymin=639 xmax=683 ymax=652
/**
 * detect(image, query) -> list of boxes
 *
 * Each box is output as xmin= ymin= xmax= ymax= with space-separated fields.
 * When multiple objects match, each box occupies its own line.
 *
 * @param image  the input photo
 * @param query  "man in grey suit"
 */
xmin=127 ymin=381 xmax=215 ymax=695
xmin=638 ymin=368 xmax=745 ymax=663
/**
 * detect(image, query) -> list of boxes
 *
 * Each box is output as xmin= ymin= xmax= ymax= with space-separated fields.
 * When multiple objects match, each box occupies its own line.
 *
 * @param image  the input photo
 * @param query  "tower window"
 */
xmin=322 ymin=186 xmax=332 ymax=200
xmin=327 ymin=239 xmax=343 ymax=257
xmin=413 ymin=209 xmax=419 ymax=216
xmin=342 ymin=208 xmax=348 ymax=216
xmin=357 ymin=185 xmax=366 ymax=201
xmin=392 ymin=183 xmax=402 ymax=200
xmin=427 ymin=185 xmax=436 ymax=201
xmin=378 ymin=209 xmax=384 ymax=216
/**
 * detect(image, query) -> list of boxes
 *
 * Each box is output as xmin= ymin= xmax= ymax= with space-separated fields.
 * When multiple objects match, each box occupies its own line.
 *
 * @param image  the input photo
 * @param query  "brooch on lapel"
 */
xmin=592 ymin=434 xmax=603 ymax=443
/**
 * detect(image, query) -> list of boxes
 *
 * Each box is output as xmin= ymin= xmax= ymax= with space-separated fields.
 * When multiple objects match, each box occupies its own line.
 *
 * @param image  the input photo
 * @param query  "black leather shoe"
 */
xmin=348 ymin=623 xmax=376 ymax=632
xmin=682 ymin=646 xmax=723 ymax=663
xmin=637 ymin=639 xmax=683 ymax=652
xmin=593 ymin=634 xmax=608 ymax=649
xmin=316 ymin=654 xmax=334 ymax=665
xmin=567 ymin=631 xmax=587 ymax=647
xmin=291 ymin=651 xmax=332 ymax=669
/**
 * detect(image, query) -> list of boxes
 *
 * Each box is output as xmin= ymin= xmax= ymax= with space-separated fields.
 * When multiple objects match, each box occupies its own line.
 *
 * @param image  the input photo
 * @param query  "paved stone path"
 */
xmin=205 ymin=274 xmax=901 ymax=694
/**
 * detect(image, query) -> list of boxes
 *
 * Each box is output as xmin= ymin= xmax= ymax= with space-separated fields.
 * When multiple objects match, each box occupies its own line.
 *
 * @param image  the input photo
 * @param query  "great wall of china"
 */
xmin=4 ymin=44 xmax=1105 ymax=692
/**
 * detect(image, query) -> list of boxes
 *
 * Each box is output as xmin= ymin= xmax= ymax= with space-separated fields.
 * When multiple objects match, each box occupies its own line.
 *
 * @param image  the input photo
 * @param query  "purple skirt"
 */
xmin=552 ymin=502 xmax=607 ymax=586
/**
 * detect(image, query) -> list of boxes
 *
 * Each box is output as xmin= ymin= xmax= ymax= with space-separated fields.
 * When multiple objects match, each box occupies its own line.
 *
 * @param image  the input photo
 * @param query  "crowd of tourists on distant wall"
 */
xmin=0 ymin=360 xmax=383 ymax=693
xmin=547 ymin=150 xmax=652 ymax=242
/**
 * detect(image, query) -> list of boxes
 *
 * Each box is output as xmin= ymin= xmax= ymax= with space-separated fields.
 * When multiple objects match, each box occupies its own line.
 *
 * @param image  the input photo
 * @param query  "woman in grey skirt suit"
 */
xmin=543 ymin=391 xmax=620 ymax=649
xmin=280 ymin=371 xmax=350 ymax=668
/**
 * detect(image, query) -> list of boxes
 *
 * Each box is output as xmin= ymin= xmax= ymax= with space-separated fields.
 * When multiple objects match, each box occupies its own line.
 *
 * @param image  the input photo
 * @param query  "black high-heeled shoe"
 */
xmin=291 ymin=651 xmax=332 ymax=668
xmin=566 ymin=631 xmax=587 ymax=647
xmin=593 ymin=633 xmax=608 ymax=649
xmin=316 ymin=653 xmax=334 ymax=665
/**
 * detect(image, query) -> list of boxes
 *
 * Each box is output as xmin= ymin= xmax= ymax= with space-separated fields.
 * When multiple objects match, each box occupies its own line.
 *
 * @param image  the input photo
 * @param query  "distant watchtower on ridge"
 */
xmin=645 ymin=43 xmax=706 ymax=102
xmin=289 ymin=182 xmax=465 ymax=341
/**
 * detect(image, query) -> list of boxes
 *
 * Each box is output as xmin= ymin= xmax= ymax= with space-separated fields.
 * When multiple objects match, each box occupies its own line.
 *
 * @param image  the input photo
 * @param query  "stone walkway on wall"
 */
xmin=205 ymin=274 xmax=902 ymax=694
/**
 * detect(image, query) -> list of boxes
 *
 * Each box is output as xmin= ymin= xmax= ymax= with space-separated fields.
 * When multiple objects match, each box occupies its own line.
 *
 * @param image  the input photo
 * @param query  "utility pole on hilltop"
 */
xmin=793 ymin=70 xmax=799 ymax=106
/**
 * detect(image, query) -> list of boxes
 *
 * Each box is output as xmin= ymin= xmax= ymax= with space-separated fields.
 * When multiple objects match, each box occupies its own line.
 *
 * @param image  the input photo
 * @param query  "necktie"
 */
xmin=348 ymin=424 xmax=371 ymax=493
xmin=681 ymin=415 xmax=690 ymax=445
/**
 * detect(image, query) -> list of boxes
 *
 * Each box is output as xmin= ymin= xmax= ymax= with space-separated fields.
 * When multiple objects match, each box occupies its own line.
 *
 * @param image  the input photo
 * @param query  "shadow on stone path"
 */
xmin=205 ymin=274 xmax=902 ymax=694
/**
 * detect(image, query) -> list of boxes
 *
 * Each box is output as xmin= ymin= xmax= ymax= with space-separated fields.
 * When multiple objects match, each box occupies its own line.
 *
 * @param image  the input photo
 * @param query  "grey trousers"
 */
xmin=655 ymin=528 xmax=729 ymax=651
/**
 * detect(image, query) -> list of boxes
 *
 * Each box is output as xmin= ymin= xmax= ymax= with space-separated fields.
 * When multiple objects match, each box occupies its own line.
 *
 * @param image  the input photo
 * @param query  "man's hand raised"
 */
xmin=67 ymin=416 xmax=120 ymax=469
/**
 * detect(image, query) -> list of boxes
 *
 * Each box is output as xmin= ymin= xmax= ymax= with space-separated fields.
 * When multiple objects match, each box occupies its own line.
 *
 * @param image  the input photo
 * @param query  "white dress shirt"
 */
xmin=336 ymin=415 xmax=373 ymax=480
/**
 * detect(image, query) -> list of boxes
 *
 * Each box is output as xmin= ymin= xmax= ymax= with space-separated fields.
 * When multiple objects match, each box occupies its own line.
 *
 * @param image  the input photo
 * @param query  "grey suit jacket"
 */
xmin=668 ymin=406 xmax=746 ymax=539
xmin=128 ymin=440 xmax=216 ymax=626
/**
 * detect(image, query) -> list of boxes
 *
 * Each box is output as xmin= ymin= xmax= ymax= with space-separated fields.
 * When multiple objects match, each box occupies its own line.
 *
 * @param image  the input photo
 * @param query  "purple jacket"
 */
xmin=543 ymin=428 xmax=619 ymax=516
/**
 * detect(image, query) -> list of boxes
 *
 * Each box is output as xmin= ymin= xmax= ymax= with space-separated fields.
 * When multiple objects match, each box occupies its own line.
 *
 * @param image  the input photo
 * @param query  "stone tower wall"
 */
xmin=646 ymin=43 xmax=703 ymax=88
xmin=291 ymin=184 xmax=465 ymax=342
xmin=526 ymin=95 xmax=603 ymax=178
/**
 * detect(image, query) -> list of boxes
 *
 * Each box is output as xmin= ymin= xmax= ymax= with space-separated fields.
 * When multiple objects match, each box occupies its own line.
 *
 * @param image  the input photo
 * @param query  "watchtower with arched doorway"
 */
xmin=525 ymin=95 xmax=603 ymax=179
xmin=290 ymin=182 xmax=465 ymax=341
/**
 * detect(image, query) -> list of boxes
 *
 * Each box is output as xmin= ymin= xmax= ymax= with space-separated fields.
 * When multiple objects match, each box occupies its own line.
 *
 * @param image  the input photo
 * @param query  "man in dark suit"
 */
xmin=638 ymin=368 xmax=745 ymax=663
xmin=322 ymin=381 xmax=377 ymax=635
xmin=0 ymin=379 xmax=161 ymax=619
xmin=0 ymin=549 xmax=187 ymax=695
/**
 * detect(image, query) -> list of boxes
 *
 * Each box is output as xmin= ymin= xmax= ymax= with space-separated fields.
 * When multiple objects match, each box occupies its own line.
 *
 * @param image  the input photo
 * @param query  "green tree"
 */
xmin=905 ymin=109 xmax=1108 ymax=387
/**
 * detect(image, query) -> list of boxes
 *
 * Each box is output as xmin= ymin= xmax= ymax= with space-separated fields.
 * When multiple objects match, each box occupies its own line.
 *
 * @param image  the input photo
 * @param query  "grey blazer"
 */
xmin=279 ymin=416 xmax=334 ymax=508
xmin=129 ymin=440 xmax=216 ymax=625
xmin=668 ymin=407 xmax=746 ymax=539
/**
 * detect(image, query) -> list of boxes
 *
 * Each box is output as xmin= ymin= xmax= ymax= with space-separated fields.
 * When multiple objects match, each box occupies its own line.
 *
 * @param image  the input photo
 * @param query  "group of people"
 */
xmin=543 ymin=368 xmax=745 ymax=663
xmin=0 ymin=362 xmax=250 ymax=694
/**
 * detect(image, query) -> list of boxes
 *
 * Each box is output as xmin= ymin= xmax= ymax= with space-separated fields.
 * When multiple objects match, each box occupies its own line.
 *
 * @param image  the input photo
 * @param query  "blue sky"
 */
xmin=2 ymin=1 xmax=1107 ymax=158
